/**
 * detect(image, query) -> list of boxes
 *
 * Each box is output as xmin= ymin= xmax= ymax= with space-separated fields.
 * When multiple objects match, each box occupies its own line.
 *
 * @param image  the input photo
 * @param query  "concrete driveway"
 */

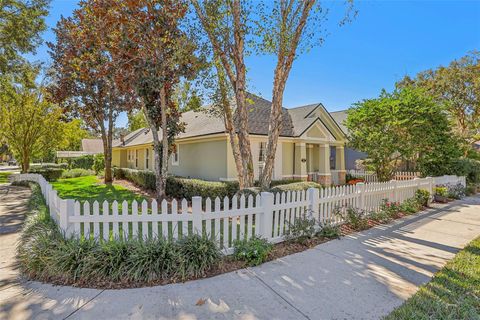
xmin=1 ymin=184 xmax=479 ymax=320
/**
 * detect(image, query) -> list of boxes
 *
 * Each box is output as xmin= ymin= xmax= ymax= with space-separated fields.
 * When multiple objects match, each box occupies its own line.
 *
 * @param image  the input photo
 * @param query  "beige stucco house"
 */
xmin=112 ymin=94 xmax=348 ymax=185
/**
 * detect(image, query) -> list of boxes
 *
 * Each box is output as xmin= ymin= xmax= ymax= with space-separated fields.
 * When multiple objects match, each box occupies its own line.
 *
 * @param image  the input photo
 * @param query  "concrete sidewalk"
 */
xmin=1 ymin=184 xmax=479 ymax=320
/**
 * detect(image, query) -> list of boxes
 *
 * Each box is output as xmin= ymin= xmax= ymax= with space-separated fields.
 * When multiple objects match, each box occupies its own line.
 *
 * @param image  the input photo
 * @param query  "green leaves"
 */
xmin=346 ymin=87 xmax=461 ymax=180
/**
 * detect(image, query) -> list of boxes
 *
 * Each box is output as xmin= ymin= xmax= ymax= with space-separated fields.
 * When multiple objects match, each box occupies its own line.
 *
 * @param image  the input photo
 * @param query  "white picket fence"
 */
xmin=348 ymin=170 xmax=420 ymax=183
xmin=11 ymin=173 xmax=466 ymax=254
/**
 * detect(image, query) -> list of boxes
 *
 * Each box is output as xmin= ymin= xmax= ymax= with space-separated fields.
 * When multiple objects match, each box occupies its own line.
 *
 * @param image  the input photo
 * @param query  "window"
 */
xmin=145 ymin=148 xmax=150 ymax=169
xmin=135 ymin=150 xmax=138 ymax=168
xmin=172 ymin=144 xmax=179 ymax=165
xmin=258 ymin=142 xmax=266 ymax=176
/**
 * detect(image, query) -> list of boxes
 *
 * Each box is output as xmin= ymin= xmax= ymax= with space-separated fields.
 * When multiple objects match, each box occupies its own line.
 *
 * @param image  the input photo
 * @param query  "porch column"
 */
xmin=336 ymin=145 xmax=346 ymax=184
xmin=318 ymin=144 xmax=331 ymax=186
xmin=294 ymin=143 xmax=308 ymax=181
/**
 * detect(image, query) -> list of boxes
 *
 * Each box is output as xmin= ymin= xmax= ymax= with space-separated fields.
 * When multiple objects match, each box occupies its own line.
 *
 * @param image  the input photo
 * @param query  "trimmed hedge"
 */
xmin=114 ymin=168 xmax=239 ymax=200
xmin=28 ymin=167 xmax=64 ymax=181
xmin=269 ymin=181 xmax=321 ymax=193
xmin=114 ymin=168 xmax=319 ymax=200
xmin=70 ymin=155 xmax=95 ymax=170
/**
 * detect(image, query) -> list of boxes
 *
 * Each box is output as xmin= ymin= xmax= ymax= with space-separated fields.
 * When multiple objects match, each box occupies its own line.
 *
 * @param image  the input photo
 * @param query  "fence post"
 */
xmin=425 ymin=177 xmax=433 ymax=195
xmin=59 ymin=199 xmax=75 ymax=237
xmin=307 ymin=188 xmax=320 ymax=221
xmin=414 ymin=177 xmax=421 ymax=191
xmin=357 ymin=182 xmax=366 ymax=211
xmin=391 ymin=179 xmax=399 ymax=203
xmin=192 ymin=196 xmax=203 ymax=235
xmin=259 ymin=192 xmax=274 ymax=240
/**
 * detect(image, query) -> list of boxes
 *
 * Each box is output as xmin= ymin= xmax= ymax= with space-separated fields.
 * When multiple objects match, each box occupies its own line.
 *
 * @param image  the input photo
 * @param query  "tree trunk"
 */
xmin=215 ymin=61 xmax=245 ymax=189
xmin=159 ymin=86 xmax=169 ymax=200
xmin=22 ymin=148 xmax=29 ymax=173
xmin=143 ymin=106 xmax=163 ymax=202
xmin=259 ymin=1 xmax=315 ymax=189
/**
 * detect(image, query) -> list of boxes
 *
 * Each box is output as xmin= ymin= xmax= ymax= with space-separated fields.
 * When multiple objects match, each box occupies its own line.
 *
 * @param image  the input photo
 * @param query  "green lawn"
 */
xmin=384 ymin=236 xmax=480 ymax=320
xmin=0 ymin=172 xmax=12 ymax=183
xmin=51 ymin=175 xmax=146 ymax=205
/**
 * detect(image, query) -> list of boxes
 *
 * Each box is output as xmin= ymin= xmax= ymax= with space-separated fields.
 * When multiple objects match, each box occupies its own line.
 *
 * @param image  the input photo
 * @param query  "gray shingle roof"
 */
xmin=81 ymin=139 xmax=104 ymax=153
xmin=330 ymin=110 xmax=348 ymax=134
xmin=117 ymin=94 xmax=345 ymax=148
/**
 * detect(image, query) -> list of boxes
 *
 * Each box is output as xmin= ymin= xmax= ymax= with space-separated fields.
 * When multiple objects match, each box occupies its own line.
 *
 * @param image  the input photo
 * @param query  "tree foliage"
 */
xmin=346 ymin=87 xmax=462 ymax=181
xmin=397 ymin=52 xmax=480 ymax=151
xmin=0 ymin=67 xmax=63 ymax=172
xmin=104 ymin=0 xmax=200 ymax=200
xmin=127 ymin=110 xmax=148 ymax=132
xmin=0 ymin=0 xmax=49 ymax=74
xmin=48 ymin=0 xmax=136 ymax=183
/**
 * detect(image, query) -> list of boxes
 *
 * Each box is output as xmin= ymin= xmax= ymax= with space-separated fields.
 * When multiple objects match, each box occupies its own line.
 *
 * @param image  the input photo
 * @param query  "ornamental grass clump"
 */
xmin=177 ymin=234 xmax=221 ymax=278
xmin=17 ymin=182 xmax=222 ymax=286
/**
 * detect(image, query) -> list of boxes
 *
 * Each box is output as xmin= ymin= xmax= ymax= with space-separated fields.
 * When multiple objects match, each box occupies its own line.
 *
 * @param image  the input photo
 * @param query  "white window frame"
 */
xmin=145 ymin=148 xmax=150 ymax=170
xmin=258 ymin=142 xmax=266 ymax=176
xmin=172 ymin=144 xmax=179 ymax=166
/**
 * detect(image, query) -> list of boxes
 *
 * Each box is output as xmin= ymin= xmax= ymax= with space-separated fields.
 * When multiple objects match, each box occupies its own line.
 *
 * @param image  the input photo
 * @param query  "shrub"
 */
xmin=450 ymin=158 xmax=480 ymax=183
xmin=285 ymin=210 xmax=317 ymax=243
xmin=466 ymin=183 xmax=478 ymax=196
xmin=233 ymin=236 xmax=273 ymax=266
xmin=415 ymin=189 xmax=430 ymax=207
xmin=116 ymin=168 xmax=157 ymax=190
xmin=269 ymin=181 xmax=321 ymax=193
xmin=379 ymin=199 xmax=401 ymax=218
xmin=177 ymin=234 xmax=220 ymax=278
xmin=70 ymin=155 xmax=95 ymax=170
xmin=28 ymin=167 xmax=64 ymax=181
xmin=167 ymin=176 xmax=239 ymax=200
xmin=400 ymin=198 xmax=421 ymax=214
xmin=370 ymin=209 xmax=393 ymax=223
xmin=317 ymin=221 xmax=341 ymax=239
xmin=435 ymin=186 xmax=448 ymax=197
xmin=447 ymin=183 xmax=466 ymax=200
xmin=92 ymin=154 xmax=105 ymax=174
xmin=335 ymin=206 xmax=369 ymax=231
xmin=30 ymin=163 xmax=68 ymax=169
xmin=61 ymin=168 xmax=95 ymax=179
xmin=114 ymin=168 xmax=240 ymax=200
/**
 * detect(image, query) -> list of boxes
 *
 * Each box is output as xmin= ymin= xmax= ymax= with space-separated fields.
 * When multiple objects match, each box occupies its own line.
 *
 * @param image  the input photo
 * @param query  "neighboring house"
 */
xmin=329 ymin=110 xmax=368 ymax=170
xmin=112 ymin=94 xmax=348 ymax=185
xmin=56 ymin=139 xmax=104 ymax=159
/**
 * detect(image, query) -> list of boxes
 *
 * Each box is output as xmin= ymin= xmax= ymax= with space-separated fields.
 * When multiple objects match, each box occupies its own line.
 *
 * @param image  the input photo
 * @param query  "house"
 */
xmin=329 ymin=110 xmax=368 ymax=170
xmin=112 ymin=94 xmax=348 ymax=185
xmin=56 ymin=139 xmax=104 ymax=159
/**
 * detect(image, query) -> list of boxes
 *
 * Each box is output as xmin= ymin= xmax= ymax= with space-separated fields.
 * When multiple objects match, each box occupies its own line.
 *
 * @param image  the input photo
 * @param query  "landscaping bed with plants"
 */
xmin=15 ymin=180 xmax=469 ymax=289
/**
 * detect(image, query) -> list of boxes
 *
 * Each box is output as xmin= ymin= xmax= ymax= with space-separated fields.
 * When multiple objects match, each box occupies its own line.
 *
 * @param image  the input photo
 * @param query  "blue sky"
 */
xmin=30 ymin=0 xmax=480 ymax=128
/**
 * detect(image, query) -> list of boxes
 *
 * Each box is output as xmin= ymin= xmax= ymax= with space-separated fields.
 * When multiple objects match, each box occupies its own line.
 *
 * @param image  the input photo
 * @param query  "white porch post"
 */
xmin=335 ymin=145 xmax=346 ymax=184
xmin=295 ymin=143 xmax=308 ymax=181
xmin=318 ymin=144 xmax=331 ymax=185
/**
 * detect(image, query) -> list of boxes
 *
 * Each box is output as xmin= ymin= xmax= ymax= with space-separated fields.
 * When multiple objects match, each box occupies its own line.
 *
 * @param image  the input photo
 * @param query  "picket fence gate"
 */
xmin=11 ymin=173 xmax=466 ymax=254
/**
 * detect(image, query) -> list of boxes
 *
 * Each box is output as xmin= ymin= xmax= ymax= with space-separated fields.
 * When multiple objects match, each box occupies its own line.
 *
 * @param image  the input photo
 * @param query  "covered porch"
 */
xmin=293 ymin=142 xmax=346 ymax=185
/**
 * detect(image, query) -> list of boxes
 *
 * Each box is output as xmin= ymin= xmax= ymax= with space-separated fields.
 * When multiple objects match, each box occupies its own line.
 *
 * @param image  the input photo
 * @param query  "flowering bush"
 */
xmin=447 ymin=183 xmax=466 ymax=200
xmin=347 ymin=178 xmax=365 ymax=185
xmin=380 ymin=199 xmax=401 ymax=217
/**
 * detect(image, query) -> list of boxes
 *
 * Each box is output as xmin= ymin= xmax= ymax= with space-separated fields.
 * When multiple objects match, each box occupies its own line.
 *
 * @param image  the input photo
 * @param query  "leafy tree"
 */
xmin=192 ymin=0 xmax=256 ymax=189
xmin=0 ymin=67 xmax=63 ymax=172
xmin=127 ymin=110 xmax=148 ymax=132
xmin=57 ymin=119 xmax=90 ymax=151
xmin=0 ymin=0 xmax=49 ymax=74
xmin=257 ymin=0 xmax=356 ymax=188
xmin=106 ymin=0 xmax=200 ymax=200
xmin=397 ymin=52 xmax=480 ymax=153
xmin=48 ymin=0 xmax=135 ymax=183
xmin=346 ymin=87 xmax=461 ymax=181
